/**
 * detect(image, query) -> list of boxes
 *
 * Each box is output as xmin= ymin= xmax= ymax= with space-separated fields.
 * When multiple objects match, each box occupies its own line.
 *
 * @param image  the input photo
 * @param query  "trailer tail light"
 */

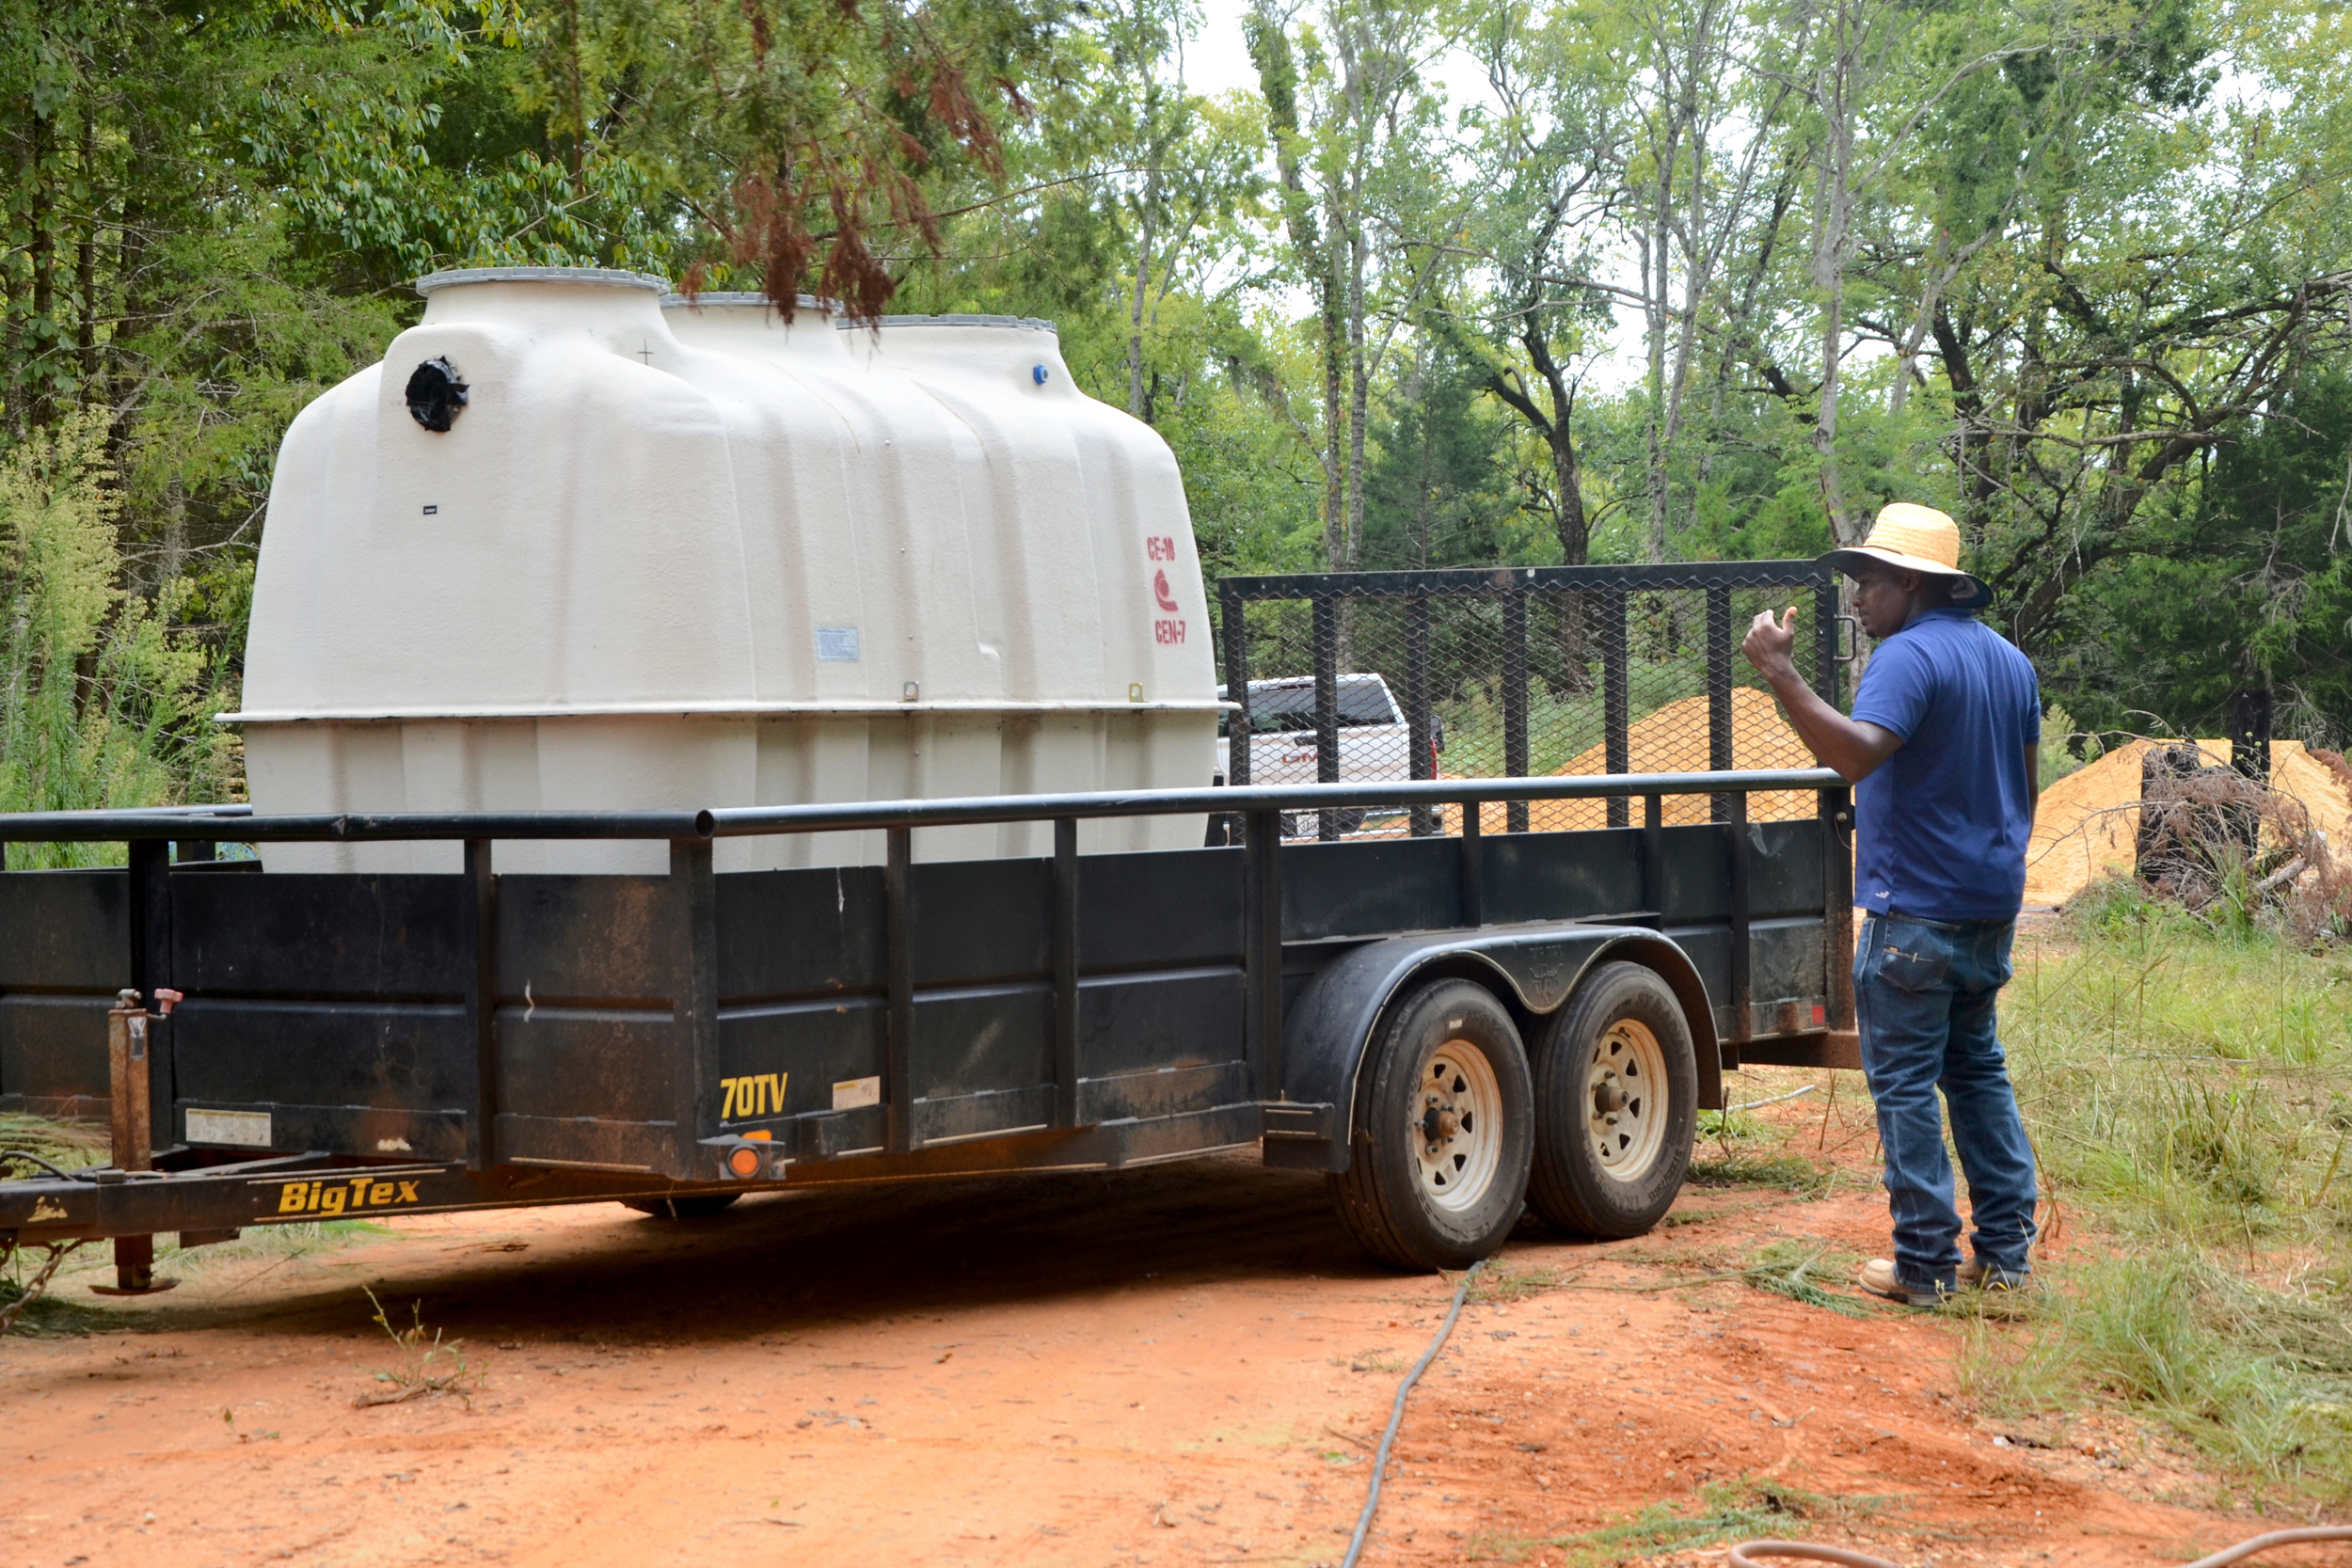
xmin=725 ymin=1145 xmax=762 ymax=1178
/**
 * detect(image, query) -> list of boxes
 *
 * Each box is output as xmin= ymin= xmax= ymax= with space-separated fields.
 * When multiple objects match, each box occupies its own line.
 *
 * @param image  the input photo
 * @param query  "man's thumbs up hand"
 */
xmin=1742 ymin=605 xmax=1800 ymax=678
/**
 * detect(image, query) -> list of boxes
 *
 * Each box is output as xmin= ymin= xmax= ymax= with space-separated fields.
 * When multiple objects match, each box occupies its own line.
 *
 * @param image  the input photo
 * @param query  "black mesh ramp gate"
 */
xmin=1213 ymin=562 xmax=1845 ymax=840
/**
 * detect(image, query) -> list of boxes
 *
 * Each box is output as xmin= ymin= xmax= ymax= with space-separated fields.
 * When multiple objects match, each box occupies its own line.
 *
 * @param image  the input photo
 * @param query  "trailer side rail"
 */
xmin=1 ymin=767 xmax=1856 ymax=1264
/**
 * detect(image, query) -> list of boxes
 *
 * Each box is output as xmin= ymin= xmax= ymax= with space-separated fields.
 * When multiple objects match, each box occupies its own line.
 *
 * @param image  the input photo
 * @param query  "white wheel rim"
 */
xmin=1411 ymin=1037 xmax=1505 ymax=1212
xmin=1587 ymin=1018 xmax=1668 ymax=1181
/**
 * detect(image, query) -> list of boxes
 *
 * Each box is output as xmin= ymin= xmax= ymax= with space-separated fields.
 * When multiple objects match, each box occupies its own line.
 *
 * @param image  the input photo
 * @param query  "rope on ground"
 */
xmin=1340 ymin=1258 xmax=1486 ymax=1568
xmin=1728 ymin=1526 xmax=2352 ymax=1568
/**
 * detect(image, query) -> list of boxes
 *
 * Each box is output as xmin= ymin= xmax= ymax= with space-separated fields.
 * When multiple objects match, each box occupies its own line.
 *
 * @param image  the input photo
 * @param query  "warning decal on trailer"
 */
xmin=187 ymin=1108 xmax=273 ymax=1148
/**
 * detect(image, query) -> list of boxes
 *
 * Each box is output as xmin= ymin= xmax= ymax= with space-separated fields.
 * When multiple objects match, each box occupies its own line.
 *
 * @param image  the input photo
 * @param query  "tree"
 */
xmin=1362 ymin=333 xmax=1521 ymax=567
xmin=2034 ymin=372 xmax=2352 ymax=747
xmin=1248 ymin=0 xmax=1457 ymax=584
xmin=1455 ymin=0 xmax=1617 ymax=577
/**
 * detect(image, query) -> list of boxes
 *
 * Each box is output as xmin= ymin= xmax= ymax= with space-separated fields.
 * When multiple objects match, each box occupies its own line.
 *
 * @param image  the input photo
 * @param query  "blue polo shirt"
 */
xmin=1850 ymin=610 xmax=2041 ymax=922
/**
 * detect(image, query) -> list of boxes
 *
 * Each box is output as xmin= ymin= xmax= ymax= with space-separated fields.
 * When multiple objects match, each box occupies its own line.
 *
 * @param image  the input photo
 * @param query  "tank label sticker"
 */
xmin=1147 ymin=538 xmax=1188 ymax=644
xmin=720 ymin=1071 xmax=788 ymax=1121
xmin=187 ymin=1109 xmax=273 ymax=1148
xmin=832 ymin=1075 xmax=882 ymax=1111
xmin=272 ymin=1177 xmax=424 ymax=1217
xmin=816 ymin=626 xmax=861 ymax=662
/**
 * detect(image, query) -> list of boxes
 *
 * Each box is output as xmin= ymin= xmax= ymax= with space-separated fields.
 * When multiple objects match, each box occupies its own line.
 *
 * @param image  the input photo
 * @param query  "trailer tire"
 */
xmin=622 ymin=1194 xmax=742 ymax=1220
xmin=1528 ymin=961 xmax=1696 ymax=1238
xmin=1328 ymin=978 xmax=1534 ymax=1270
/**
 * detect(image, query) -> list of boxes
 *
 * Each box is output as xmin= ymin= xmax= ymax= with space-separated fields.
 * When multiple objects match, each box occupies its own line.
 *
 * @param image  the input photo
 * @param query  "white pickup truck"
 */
xmin=1215 ymin=673 xmax=1438 ymax=834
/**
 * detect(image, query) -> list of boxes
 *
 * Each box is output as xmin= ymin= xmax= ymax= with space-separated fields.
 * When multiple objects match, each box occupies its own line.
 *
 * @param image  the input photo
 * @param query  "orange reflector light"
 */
xmin=743 ymin=1129 xmax=772 ymax=1141
xmin=726 ymin=1146 xmax=762 ymax=1178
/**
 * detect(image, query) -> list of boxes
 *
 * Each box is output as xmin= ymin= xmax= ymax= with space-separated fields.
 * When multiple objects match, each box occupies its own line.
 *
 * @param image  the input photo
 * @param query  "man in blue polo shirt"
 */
xmin=1740 ymin=502 xmax=2040 ymax=1306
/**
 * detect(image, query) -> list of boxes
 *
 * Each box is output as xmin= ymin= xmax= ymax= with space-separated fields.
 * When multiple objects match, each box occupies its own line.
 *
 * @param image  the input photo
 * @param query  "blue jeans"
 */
xmin=1853 ymin=911 xmax=2038 ymax=1292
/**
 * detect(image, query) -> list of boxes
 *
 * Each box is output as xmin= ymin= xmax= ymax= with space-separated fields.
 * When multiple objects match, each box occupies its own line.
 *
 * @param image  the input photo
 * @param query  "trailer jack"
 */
xmin=90 ymin=990 xmax=178 ymax=1297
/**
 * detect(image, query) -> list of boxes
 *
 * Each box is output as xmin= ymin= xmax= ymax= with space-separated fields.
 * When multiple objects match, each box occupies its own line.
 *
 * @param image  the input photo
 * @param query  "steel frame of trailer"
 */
xmin=0 ymin=765 xmax=1858 ymax=1263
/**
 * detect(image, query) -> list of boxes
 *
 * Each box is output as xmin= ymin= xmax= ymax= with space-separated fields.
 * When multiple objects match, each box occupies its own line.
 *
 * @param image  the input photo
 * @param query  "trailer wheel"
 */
xmin=1528 ymin=961 xmax=1696 ymax=1238
xmin=1329 ymin=978 xmax=1534 ymax=1270
xmin=622 ymin=1194 xmax=742 ymax=1220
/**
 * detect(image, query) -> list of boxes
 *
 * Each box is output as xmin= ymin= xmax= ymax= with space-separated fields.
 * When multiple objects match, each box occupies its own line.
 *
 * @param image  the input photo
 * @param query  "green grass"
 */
xmin=1740 ymin=1240 xmax=1874 ymax=1318
xmin=0 ymin=1260 xmax=126 ymax=1338
xmin=1469 ymin=1477 xmax=1899 ymax=1564
xmin=1959 ymin=911 xmax=2352 ymax=1505
xmin=1689 ymin=1101 xmax=1838 ymax=1196
xmin=2 ymin=1112 xmax=392 ymax=1338
xmin=1473 ymin=1261 xmax=1575 ymax=1303
xmin=1685 ymin=1152 xmax=1835 ymax=1194
xmin=0 ymin=1112 xmax=108 ymax=1174
xmin=1 ymin=1114 xmax=119 ymax=1336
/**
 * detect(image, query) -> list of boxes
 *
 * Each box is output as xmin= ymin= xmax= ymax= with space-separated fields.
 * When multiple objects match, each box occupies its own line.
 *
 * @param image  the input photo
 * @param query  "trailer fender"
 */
xmin=1267 ymin=925 xmax=1722 ymax=1174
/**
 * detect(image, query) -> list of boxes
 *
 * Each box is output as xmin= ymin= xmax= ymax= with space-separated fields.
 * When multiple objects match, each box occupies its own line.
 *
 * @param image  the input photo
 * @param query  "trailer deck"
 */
xmin=0 ymin=764 xmax=1857 ymax=1281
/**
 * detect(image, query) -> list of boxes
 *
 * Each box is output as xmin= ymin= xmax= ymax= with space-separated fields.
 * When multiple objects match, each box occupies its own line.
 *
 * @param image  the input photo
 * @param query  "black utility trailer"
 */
xmin=0 ymin=768 xmax=1858 ymax=1285
xmin=1 ymin=560 xmax=1863 ymax=1286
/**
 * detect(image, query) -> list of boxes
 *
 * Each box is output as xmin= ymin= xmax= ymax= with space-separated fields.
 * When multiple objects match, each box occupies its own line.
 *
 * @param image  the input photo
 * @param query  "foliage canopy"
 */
xmin=1 ymin=0 xmax=2346 ymax=809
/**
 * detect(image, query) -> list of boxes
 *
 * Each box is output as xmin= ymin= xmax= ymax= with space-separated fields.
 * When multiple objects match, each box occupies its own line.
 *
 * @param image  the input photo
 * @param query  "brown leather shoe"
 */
xmin=1857 ymin=1258 xmax=1947 ymax=1307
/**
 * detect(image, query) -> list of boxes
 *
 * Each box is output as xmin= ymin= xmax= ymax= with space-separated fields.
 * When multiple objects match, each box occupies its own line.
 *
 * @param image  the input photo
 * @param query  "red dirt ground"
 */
xmin=6 ymin=1068 xmax=2347 ymax=1568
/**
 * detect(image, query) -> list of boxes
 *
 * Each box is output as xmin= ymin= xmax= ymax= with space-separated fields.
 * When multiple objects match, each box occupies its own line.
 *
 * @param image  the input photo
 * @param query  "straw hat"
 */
xmin=1819 ymin=502 xmax=1990 ymax=609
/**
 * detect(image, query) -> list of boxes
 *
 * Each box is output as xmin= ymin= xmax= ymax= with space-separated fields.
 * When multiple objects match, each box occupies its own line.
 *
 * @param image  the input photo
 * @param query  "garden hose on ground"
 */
xmin=1341 ymin=1259 xmax=2352 ymax=1568
xmin=1729 ymin=1528 xmax=2352 ymax=1568
xmin=1340 ymin=1259 xmax=1487 ymax=1568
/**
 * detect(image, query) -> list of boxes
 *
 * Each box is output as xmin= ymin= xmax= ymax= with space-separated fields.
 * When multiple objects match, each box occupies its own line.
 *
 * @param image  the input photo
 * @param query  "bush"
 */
xmin=0 ymin=414 xmax=238 ymax=863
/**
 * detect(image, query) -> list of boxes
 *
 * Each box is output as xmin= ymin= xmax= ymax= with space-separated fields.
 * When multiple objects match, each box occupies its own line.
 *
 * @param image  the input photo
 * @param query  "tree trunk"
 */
xmin=1809 ymin=12 xmax=1859 ymax=544
xmin=159 ymin=475 xmax=187 ymax=601
xmin=29 ymin=104 xmax=56 ymax=428
xmin=75 ymin=106 xmax=97 ymax=401
xmin=1246 ymin=2 xmax=1349 ymax=642
xmin=1318 ymin=215 xmax=1345 ymax=575
xmin=1530 ymin=333 xmax=1590 ymax=692
xmin=1345 ymin=213 xmax=1368 ymax=578
xmin=1126 ymin=198 xmax=1155 ymax=420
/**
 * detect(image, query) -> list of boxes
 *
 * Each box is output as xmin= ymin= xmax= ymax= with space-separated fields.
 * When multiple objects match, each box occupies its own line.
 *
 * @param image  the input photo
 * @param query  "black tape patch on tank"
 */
xmin=405 ymin=356 xmax=469 ymax=432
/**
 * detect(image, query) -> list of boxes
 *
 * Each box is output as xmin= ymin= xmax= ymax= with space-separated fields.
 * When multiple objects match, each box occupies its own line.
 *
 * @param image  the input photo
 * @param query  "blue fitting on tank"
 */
xmin=1032 ymin=364 xmax=1049 ymax=385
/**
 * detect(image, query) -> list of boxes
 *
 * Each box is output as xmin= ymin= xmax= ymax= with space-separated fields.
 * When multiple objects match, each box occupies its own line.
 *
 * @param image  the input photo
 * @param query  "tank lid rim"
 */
xmin=841 ymin=312 xmax=1058 ymax=333
xmin=659 ymin=291 xmax=831 ymax=311
xmin=218 ymin=696 xmax=1230 ymax=724
xmin=415 ymin=266 xmax=673 ymax=296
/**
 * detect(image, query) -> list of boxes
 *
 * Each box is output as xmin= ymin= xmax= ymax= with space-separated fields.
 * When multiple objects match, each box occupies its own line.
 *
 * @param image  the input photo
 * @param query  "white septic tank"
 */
xmin=233 ymin=269 xmax=1219 ymax=872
